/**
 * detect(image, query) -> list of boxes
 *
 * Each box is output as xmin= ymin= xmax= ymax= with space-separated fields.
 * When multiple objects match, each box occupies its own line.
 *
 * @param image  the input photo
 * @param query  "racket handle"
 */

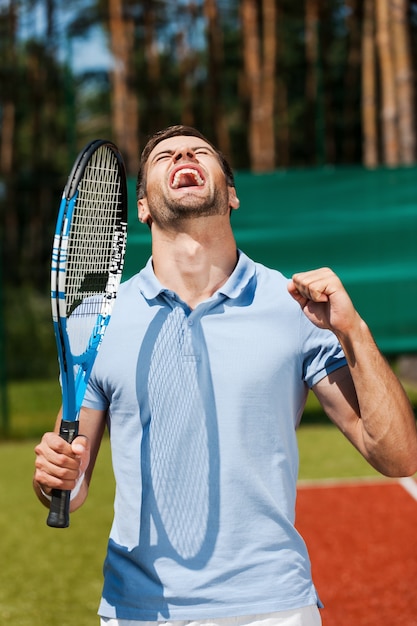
xmin=46 ymin=420 xmax=79 ymax=528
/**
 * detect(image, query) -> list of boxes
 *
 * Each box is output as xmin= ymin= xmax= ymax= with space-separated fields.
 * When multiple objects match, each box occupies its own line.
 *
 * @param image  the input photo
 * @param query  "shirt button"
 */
xmin=188 ymin=319 xmax=193 ymax=326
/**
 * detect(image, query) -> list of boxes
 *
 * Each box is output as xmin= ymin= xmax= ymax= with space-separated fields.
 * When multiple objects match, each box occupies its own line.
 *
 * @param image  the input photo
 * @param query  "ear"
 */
xmin=228 ymin=187 xmax=240 ymax=211
xmin=137 ymin=198 xmax=151 ymax=224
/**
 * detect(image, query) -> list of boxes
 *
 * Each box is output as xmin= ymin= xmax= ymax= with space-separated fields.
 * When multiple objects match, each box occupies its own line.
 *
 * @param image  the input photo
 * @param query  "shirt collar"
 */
xmin=138 ymin=250 xmax=256 ymax=302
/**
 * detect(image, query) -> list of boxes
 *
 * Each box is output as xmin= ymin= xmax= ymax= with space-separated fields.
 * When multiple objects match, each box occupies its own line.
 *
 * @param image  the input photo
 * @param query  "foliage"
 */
xmin=4 ymin=287 xmax=57 ymax=381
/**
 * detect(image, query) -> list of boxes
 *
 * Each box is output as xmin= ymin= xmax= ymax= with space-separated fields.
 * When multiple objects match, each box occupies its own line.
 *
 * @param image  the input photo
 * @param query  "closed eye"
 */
xmin=195 ymin=149 xmax=213 ymax=156
xmin=154 ymin=152 xmax=173 ymax=162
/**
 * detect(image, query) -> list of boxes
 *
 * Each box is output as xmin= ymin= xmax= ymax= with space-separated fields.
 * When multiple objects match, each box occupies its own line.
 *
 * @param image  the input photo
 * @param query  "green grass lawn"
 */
xmin=2 ymin=378 xmax=62 ymax=439
xmin=0 ymin=437 xmax=114 ymax=625
xmin=0 ymin=377 xmax=415 ymax=625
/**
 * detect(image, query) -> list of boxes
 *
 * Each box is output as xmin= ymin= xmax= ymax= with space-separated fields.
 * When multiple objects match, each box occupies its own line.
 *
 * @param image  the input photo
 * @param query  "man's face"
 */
xmin=138 ymin=136 xmax=237 ymax=228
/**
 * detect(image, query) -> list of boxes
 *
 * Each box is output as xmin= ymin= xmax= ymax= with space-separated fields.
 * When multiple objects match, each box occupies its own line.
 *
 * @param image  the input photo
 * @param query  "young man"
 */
xmin=34 ymin=125 xmax=417 ymax=626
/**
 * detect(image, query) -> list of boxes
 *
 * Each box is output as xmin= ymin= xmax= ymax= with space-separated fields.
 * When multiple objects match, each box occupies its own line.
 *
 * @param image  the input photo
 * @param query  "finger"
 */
xmin=71 ymin=435 xmax=91 ymax=475
xmin=41 ymin=431 xmax=77 ymax=456
xmin=291 ymin=269 xmax=334 ymax=302
xmin=34 ymin=435 xmax=82 ymax=490
xmin=34 ymin=448 xmax=80 ymax=477
xmin=34 ymin=461 xmax=81 ymax=492
xmin=35 ymin=435 xmax=78 ymax=467
xmin=291 ymin=278 xmax=329 ymax=303
xmin=287 ymin=280 xmax=308 ymax=306
xmin=71 ymin=434 xmax=89 ymax=455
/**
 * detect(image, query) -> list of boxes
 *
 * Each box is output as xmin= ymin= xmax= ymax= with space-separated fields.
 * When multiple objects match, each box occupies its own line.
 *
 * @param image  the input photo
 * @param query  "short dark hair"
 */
xmin=136 ymin=125 xmax=235 ymax=200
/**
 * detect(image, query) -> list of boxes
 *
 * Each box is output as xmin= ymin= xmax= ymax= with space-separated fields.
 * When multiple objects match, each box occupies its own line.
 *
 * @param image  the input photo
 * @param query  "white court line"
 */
xmin=398 ymin=476 xmax=417 ymax=502
xmin=297 ymin=476 xmax=394 ymax=489
xmin=297 ymin=475 xmax=417 ymax=506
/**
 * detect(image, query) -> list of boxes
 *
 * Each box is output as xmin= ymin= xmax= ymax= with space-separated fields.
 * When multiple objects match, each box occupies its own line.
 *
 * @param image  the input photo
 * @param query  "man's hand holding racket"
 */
xmin=34 ymin=432 xmax=91 ymax=508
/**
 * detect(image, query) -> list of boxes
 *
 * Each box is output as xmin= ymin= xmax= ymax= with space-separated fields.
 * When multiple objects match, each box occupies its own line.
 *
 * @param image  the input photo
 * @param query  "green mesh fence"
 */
xmin=123 ymin=165 xmax=417 ymax=354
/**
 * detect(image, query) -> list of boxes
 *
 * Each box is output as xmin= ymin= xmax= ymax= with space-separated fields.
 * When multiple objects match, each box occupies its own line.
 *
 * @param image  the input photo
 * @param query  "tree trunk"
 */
xmin=176 ymin=31 xmax=195 ymax=128
xmin=305 ymin=0 xmax=320 ymax=164
xmin=375 ymin=0 xmax=399 ymax=166
xmin=108 ymin=0 xmax=140 ymax=174
xmin=260 ymin=0 xmax=276 ymax=169
xmin=274 ymin=3 xmax=289 ymax=168
xmin=241 ymin=0 xmax=276 ymax=172
xmin=44 ymin=0 xmax=56 ymax=46
xmin=0 ymin=101 xmax=15 ymax=177
xmin=362 ymin=0 xmax=378 ymax=167
xmin=390 ymin=0 xmax=415 ymax=164
xmin=276 ymin=76 xmax=290 ymax=168
xmin=144 ymin=0 xmax=162 ymax=130
xmin=144 ymin=0 xmax=160 ymax=84
xmin=342 ymin=0 xmax=362 ymax=163
xmin=241 ymin=0 xmax=261 ymax=170
xmin=203 ymin=0 xmax=231 ymax=160
xmin=0 ymin=1 xmax=17 ymax=177
xmin=1 ymin=1 xmax=18 ymax=285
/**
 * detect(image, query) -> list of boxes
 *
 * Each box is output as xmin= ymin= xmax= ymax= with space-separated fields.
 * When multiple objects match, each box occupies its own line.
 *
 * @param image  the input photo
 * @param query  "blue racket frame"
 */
xmin=47 ymin=140 xmax=127 ymax=528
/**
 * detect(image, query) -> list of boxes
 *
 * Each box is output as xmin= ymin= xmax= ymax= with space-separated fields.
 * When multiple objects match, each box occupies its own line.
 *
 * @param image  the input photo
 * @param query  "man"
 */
xmin=34 ymin=125 xmax=417 ymax=626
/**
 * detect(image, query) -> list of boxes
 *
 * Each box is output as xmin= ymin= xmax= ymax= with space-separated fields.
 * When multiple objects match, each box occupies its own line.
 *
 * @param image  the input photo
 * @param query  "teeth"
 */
xmin=171 ymin=168 xmax=205 ymax=189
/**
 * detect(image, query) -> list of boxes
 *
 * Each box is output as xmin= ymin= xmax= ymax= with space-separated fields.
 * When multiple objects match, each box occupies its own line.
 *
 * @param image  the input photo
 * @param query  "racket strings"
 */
xmin=66 ymin=147 xmax=120 ymax=305
xmin=65 ymin=146 xmax=123 ymax=355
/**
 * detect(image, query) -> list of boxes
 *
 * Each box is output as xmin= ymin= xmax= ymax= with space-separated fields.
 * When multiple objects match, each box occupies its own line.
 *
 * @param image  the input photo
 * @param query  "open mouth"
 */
xmin=170 ymin=166 xmax=206 ymax=189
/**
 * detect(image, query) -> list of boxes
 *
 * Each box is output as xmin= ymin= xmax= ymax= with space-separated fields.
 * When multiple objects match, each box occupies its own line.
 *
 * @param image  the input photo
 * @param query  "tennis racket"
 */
xmin=47 ymin=139 xmax=128 ymax=528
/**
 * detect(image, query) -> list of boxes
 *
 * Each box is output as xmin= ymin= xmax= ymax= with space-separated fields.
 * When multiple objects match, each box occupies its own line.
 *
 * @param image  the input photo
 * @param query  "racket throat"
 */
xmin=59 ymin=419 xmax=79 ymax=443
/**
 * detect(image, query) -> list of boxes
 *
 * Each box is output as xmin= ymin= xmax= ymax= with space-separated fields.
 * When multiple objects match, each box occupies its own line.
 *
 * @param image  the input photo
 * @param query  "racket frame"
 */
xmin=47 ymin=140 xmax=127 ymax=527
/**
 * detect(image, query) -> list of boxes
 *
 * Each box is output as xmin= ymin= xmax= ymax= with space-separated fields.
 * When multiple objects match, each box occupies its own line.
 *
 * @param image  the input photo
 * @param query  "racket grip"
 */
xmin=46 ymin=420 xmax=79 ymax=528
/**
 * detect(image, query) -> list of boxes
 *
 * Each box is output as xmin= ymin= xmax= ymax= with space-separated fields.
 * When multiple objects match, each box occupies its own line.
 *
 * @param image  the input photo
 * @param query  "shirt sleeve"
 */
xmin=82 ymin=372 xmax=110 ymax=411
xmin=299 ymin=311 xmax=347 ymax=388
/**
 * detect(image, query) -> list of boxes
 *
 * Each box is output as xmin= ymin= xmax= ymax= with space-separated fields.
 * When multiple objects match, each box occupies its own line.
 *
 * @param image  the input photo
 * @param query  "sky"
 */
xmin=68 ymin=27 xmax=113 ymax=74
xmin=10 ymin=0 xmax=207 ymax=75
xmin=14 ymin=1 xmax=113 ymax=74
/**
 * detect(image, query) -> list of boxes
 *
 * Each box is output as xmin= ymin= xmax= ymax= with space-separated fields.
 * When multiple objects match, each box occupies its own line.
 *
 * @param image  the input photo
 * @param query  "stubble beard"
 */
xmin=147 ymin=183 xmax=229 ymax=229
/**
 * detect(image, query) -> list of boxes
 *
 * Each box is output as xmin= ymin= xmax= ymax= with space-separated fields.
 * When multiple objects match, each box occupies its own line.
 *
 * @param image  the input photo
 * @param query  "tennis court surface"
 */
xmin=296 ymin=477 xmax=417 ymax=625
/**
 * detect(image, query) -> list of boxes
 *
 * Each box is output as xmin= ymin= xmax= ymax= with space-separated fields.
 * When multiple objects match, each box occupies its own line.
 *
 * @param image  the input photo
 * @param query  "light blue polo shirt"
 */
xmin=83 ymin=251 xmax=347 ymax=621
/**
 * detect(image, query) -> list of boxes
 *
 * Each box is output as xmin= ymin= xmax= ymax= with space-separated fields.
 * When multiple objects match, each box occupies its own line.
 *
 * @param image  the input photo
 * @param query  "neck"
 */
xmin=150 ymin=217 xmax=238 ymax=309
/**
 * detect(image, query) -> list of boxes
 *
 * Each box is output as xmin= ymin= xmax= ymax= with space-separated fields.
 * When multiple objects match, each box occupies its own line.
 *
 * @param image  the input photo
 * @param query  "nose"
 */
xmin=173 ymin=145 xmax=197 ymax=163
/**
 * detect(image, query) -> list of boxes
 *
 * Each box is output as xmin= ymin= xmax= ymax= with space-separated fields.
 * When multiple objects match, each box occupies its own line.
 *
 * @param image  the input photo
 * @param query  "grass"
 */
xmin=0 ymin=438 xmax=114 ymax=625
xmin=0 ymin=380 xmax=114 ymax=624
xmin=2 ymin=378 xmax=62 ymax=439
xmin=0 ymin=377 xmax=415 ymax=624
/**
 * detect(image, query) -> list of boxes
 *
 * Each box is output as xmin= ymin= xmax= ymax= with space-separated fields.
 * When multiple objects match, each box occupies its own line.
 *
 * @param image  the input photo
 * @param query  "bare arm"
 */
xmin=33 ymin=407 xmax=107 ymax=511
xmin=289 ymin=267 xmax=417 ymax=477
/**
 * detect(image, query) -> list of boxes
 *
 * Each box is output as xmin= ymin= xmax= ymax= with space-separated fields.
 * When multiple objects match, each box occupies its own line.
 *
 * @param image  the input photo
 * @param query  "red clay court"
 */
xmin=296 ymin=477 xmax=417 ymax=625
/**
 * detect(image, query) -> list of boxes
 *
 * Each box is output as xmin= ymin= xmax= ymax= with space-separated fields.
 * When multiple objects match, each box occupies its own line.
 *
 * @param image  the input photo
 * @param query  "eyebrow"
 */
xmin=151 ymin=145 xmax=216 ymax=163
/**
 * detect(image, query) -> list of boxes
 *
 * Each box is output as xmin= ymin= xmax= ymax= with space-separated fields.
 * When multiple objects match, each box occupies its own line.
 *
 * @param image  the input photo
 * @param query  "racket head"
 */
xmin=51 ymin=139 xmax=128 ymax=423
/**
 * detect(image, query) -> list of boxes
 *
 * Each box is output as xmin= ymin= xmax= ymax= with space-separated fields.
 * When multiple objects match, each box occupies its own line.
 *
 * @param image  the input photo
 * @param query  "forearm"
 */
xmin=289 ymin=267 xmax=417 ymax=476
xmin=337 ymin=315 xmax=417 ymax=476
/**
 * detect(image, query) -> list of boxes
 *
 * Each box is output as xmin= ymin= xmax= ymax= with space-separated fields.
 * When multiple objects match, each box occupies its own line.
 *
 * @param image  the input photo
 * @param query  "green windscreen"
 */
xmin=123 ymin=165 xmax=417 ymax=354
